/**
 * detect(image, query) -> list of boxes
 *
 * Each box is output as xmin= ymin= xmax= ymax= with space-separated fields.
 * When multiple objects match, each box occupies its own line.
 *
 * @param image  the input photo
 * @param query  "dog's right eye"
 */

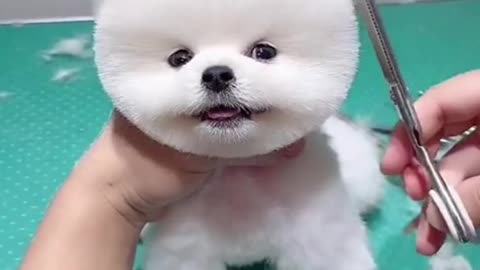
xmin=168 ymin=49 xmax=194 ymax=68
xmin=250 ymin=43 xmax=277 ymax=62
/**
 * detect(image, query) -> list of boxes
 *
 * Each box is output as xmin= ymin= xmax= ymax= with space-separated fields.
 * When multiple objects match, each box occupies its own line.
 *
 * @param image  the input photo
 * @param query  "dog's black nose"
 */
xmin=202 ymin=66 xmax=235 ymax=93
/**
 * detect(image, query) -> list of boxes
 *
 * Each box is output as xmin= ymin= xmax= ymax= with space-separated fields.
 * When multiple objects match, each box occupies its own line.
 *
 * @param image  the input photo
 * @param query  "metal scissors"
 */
xmin=356 ymin=0 xmax=477 ymax=243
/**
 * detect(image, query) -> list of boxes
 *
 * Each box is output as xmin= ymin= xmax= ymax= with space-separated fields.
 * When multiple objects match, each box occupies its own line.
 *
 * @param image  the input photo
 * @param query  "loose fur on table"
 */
xmin=42 ymin=35 xmax=92 ymax=61
xmin=94 ymin=0 xmax=387 ymax=269
xmin=0 ymin=91 xmax=13 ymax=101
xmin=52 ymin=68 xmax=81 ymax=82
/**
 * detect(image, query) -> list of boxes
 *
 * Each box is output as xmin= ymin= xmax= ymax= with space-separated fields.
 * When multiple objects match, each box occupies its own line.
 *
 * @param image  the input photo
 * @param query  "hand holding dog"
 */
xmin=88 ymin=111 xmax=306 ymax=226
xmin=20 ymin=110 xmax=305 ymax=270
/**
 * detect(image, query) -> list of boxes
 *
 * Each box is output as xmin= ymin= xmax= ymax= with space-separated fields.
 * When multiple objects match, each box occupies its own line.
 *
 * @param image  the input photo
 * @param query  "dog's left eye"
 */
xmin=250 ymin=43 xmax=277 ymax=61
xmin=168 ymin=49 xmax=194 ymax=68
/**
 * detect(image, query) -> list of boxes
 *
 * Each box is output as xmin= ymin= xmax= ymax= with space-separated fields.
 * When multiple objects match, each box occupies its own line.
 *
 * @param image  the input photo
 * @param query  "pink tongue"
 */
xmin=207 ymin=108 xmax=241 ymax=120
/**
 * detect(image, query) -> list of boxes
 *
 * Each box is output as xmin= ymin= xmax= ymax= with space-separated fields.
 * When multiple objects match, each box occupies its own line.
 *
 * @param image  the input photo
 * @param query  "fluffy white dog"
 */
xmin=94 ymin=0 xmax=386 ymax=269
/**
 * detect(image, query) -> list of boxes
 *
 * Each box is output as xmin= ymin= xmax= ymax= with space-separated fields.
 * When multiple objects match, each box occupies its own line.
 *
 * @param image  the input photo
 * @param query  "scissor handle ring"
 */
xmin=429 ymin=188 xmax=477 ymax=243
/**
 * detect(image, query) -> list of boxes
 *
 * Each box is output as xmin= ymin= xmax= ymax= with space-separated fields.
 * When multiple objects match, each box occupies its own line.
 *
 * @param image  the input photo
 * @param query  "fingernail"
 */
xmin=416 ymin=218 xmax=432 ymax=256
xmin=416 ymin=217 xmax=446 ymax=256
xmin=381 ymin=144 xmax=394 ymax=166
xmin=427 ymin=225 xmax=445 ymax=249
xmin=422 ymin=201 xmax=429 ymax=214
xmin=382 ymin=130 xmax=405 ymax=161
xmin=380 ymin=140 xmax=402 ymax=174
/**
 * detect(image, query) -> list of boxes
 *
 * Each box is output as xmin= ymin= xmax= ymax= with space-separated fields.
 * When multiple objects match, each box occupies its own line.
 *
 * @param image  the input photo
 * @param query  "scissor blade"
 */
xmin=356 ymin=0 xmax=425 ymax=146
xmin=356 ymin=0 xmax=405 ymax=87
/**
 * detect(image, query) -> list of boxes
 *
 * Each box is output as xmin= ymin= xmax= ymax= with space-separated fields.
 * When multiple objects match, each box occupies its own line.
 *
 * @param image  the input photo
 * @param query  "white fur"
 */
xmin=323 ymin=117 xmax=385 ymax=214
xmin=429 ymin=242 xmax=473 ymax=270
xmin=94 ymin=0 xmax=386 ymax=269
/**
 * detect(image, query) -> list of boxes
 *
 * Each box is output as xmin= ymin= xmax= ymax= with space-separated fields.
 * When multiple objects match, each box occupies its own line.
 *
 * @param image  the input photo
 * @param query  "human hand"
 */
xmin=75 ymin=111 xmax=305 ymax=228
xmin=381 ymin=70 xmax=480 ymax=255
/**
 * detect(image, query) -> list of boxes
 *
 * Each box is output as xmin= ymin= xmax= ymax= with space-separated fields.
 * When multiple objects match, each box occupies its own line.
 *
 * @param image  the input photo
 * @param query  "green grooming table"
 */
xmin=1 ymin=1 xmax=479 ymax=269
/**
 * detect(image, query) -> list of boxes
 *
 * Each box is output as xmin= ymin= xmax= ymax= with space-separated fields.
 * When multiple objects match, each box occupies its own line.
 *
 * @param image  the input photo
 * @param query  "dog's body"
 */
xmin=140 ymin=116 xmax=384 ymax=270
xmin=94 ymin=0 xmax=386 ymax=269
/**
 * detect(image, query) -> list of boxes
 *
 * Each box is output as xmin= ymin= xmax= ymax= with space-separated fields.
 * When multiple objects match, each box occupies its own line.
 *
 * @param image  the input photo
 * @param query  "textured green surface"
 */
xmin=0 ymin=1 xmax=479 ymax=269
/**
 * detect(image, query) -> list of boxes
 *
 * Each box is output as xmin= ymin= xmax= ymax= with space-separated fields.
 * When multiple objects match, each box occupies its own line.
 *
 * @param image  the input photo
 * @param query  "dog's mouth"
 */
xmin=195 ymin=105 xmax=268 ymax=128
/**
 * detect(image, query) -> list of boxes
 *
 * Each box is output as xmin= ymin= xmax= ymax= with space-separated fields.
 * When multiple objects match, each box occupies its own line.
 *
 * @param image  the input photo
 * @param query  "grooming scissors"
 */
xmin=356 ymin=0 xmax=477 ymax=243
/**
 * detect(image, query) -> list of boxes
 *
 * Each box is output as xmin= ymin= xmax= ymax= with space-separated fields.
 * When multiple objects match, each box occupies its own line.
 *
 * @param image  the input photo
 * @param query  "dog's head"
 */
xmin=94 ymin=0 xmax=359 ymax=158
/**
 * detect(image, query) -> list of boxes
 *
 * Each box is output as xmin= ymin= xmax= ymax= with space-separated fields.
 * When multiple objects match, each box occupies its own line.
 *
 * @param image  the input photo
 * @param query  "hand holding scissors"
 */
xmin=356 ymin=0 xmax=479 ymax=255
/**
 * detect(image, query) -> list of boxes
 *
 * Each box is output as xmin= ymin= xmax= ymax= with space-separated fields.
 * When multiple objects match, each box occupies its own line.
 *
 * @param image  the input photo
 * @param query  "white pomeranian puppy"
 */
xmin=94 ymin=0 xmax=386 ymax=269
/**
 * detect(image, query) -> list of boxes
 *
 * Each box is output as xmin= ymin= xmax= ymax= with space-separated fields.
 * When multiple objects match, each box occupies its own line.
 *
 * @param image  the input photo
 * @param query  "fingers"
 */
xmin=279 ymin=138 xmax=306 ymax=159
xmin=423 ymin=171 xmax=462 ymax=233
xmin=381 ymin=126 xmax=442 ymax=175
xmin=455 ymin=175 xmax=480 ymax=228
xmin=381 ymin=123 xmax=412 ymax=174
xmin=400 ymin=131 xmax=480 ymax=255
xmin=416 ymin=215 xmax=446 ymax=256
xmin=413 ymin=70 xmax=480 ymax=142
xmin=423 ymin=133 xmax=480 ymax=231
xmin=382 ymin=70 xmax=480 ymax=174
xmin=403 ymin=165 xmax=430 ymax=201
xmin=383 ymin=71 xmax=480 ymax=255
xmin=425 ymin=175 xmax=480 ymax=233
xmin=438 ymin=131 xmax=480 ymax=181
xmin=418 ymin=176 xmax=480 ymax=256
xmin=227 ymin=139 xmax=306 ymax=167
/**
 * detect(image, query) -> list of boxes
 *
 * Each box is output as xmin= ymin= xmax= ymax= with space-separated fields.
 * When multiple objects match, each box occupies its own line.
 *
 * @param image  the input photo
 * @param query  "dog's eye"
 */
xmin=250 ymin=43 xmax=277 ymax=61
xmin=168 ymin=49 xmax=194 ymax=68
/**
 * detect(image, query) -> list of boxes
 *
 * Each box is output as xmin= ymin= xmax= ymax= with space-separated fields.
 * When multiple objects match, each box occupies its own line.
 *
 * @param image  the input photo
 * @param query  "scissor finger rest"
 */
xmin=429 ymin=186 xmax=477 ymax=242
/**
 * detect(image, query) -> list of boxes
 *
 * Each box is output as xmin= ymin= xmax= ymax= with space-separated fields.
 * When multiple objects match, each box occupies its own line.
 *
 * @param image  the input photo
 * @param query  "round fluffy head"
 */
xmin=94 ymin=0 xmax=359 ymax=158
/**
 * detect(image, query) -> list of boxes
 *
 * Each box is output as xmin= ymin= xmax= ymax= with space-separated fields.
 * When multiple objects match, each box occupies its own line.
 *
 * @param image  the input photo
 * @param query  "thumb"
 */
xmin=426 ymin=175 xmax=480 ymax=233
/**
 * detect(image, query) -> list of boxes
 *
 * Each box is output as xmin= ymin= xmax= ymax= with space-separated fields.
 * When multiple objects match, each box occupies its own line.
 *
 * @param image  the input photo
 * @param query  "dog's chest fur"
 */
xmin=143 ymin=117 xmax=382 ymax=269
